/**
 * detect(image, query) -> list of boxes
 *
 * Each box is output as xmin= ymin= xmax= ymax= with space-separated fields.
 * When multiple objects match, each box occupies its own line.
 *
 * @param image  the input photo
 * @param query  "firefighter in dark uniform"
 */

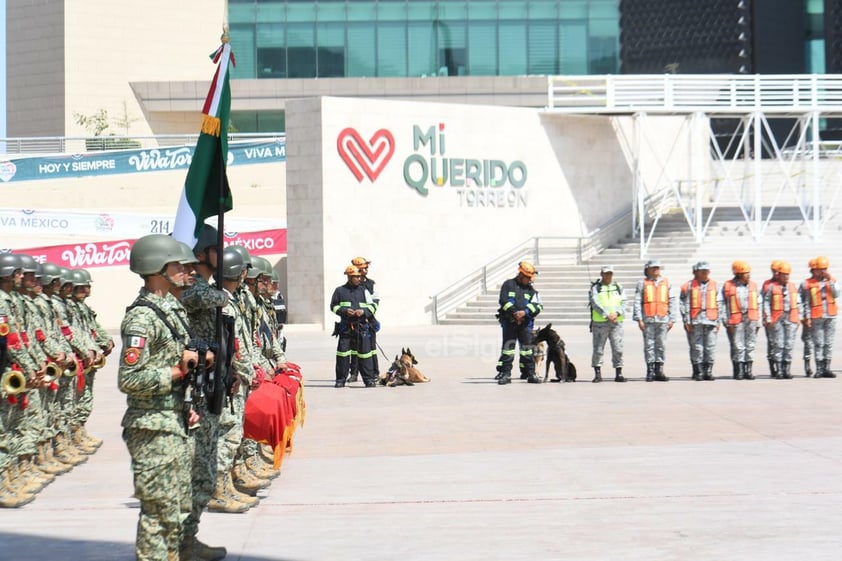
xmin=347 ymin=256 xmax=379 ymax=383
xmin=494 ymin=261 xmax=543 ymax=385
xmin=331 ymin=265 xmax=377 ymax=388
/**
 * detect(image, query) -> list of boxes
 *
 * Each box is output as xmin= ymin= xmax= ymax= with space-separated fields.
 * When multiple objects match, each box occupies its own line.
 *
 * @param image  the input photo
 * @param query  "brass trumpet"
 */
xmin=1 ymin=368 xmax=28 ymax=396
xmin=63 ymin=358 xmax=79 ymax=377
xmin=92 ymin=355 xmax=107 ymax=370
xmin=44 ymin=362 xmax=63 ymax=383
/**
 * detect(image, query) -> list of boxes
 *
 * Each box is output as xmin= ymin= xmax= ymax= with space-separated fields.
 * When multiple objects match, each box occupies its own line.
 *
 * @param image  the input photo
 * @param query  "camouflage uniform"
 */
xmin=179 ymin=273 xmax=227 ymax=538
xmin=119 ymin=289 xmax=192 ymax=561
xmin=72 ymin=298 xmax=111 ymax=430
xmin=52 ymin=293 xmax=95 ymax=434
xmin=32 ymin=293 xmax=74 ymax=444
xmin=9 ymin=292 xmax=47 ymax=459
xmin=237 ymin=287 xmax=273 ymax=464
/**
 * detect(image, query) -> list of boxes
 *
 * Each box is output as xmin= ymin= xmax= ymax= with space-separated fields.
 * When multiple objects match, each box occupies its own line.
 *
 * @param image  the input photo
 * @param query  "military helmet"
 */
xmin=77 ymin=269 xmax=93 ymax=284
xmin=59 ymin=267 xmax=73 ymax=286
xmin=176 ymin=241 xmax=199 ymax=265
xmin=129 ymin=234 xmax=184 ymax=276
xmin=246 ymin=255 xmax=264 ymax=279
xmin=17 ymin=254 xmax=38 ymax=274
xmin=221 ymin=247 xmax=245 ymax=280
xmin=0 ymin=253 xmax=22 ymax=278
xmin=40 ymin=263 xmax=62 ymax=285
xmin=252 ymin=256 xmax=273 ymax=277
xmin=33 ymin=262 xmax=44 ymax=278
xmin=226 ymin=244 xmax=252 ymax=268
xmin=193 ymin=224 xmax=219 ymax=255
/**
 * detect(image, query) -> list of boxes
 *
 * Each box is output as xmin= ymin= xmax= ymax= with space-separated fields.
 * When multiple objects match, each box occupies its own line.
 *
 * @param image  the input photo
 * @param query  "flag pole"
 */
xmin=215 ymin=19 xmax=230 ymax=411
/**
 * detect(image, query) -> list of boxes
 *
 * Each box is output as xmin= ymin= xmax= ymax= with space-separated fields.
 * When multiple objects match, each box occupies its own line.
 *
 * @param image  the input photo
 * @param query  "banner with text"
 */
xmin=9 ymin=228 xmax=287 ymax=268
xmin=0 ymin=139 xmax=285 ymax=183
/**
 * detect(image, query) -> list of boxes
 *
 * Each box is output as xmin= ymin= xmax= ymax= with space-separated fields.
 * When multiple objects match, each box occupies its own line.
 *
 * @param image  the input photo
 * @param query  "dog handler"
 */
xmin=589 ymin=266 xmax=626 ymax=383
xmin=494 ymin=261 xmax=543 ymax=385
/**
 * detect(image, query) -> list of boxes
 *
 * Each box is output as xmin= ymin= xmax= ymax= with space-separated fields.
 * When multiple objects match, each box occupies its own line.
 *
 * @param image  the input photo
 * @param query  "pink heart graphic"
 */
xmin=0 ymin=161 xmax=17 ymax=182
xmin=336 ymin=128 xmax=395 ymax=182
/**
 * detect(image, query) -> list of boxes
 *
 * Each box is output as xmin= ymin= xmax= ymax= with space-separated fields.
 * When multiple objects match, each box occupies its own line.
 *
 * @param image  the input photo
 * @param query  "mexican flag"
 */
xmin=172 ymin=42 xmax=235 ymax=248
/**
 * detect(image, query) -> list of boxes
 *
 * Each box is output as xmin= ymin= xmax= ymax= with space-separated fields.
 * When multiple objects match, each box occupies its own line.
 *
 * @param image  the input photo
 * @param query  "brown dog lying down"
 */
xmin=379 ymin=348 xmax=430 ymax=386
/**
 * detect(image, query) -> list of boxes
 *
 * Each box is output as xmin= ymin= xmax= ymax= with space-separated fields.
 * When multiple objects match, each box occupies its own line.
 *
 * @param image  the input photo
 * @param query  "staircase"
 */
xmin=438 ymin=207 xmax=842 ymax=326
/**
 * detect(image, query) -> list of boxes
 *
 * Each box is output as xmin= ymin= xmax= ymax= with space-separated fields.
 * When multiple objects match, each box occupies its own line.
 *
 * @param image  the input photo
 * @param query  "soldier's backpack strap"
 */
xmin=126 ymin=299 xmax=191 ymax=344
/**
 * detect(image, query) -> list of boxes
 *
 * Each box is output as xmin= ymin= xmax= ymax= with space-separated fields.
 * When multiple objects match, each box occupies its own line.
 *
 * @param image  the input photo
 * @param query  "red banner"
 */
xmin=11 ymin=228 xmax=287 ymax=269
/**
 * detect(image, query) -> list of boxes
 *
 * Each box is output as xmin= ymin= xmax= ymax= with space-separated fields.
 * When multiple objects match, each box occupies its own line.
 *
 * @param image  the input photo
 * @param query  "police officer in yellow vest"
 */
xmin=722 ymin=260 xmax=760 ymax=380
xmin=589 ymin=266 xmax=626 ymax=383
xmin=679 ymin=261 xmax=722 ymax=381
xmin=799 ymin=256 xmax=839 ymax=378
xmin=762 ymin=261 xmax=800 ymax=379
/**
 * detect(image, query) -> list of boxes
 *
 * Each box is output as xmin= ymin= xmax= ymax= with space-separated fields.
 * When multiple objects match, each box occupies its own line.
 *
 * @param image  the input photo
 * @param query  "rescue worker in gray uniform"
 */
xmin=589 ymin=266 xmax=626 ymax=383
xmin=679 ymin=261 xmax=721 ymax=381
xmin=721 ymin=260 xmax=761 ymax=380
xmin=762 ymin=261 xmax=800 ymax=379
xmin=632 ymin=260 xmax=677 ymax=381
xmin=800 ymin=256 xmax=839 ymax=378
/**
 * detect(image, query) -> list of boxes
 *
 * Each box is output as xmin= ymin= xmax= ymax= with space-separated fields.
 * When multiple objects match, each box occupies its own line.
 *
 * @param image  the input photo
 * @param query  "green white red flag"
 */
xmin=172 ymin=42 xmax=235 ymax=247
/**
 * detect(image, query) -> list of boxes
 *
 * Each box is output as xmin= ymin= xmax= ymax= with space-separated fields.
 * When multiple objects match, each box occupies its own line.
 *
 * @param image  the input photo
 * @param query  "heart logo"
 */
xmin=0 ymin=161 xmax=17 ymax=182
xmin=336 ymin=128 xmax=395 ymax=182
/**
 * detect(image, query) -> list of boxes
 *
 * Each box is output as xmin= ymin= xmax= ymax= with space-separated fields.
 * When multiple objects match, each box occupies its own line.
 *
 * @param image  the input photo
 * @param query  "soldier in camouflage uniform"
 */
xmin=0 ymin=254 xmax=43 ymax=507
xmin=119 ymin=234 xmax=200 ymax=561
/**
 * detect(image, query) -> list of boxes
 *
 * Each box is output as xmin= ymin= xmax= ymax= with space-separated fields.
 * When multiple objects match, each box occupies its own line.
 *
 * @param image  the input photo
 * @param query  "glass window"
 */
xmin=287 ymin=23 xmax=316 ymax=78
xmin=559 ymin=22 xmax=588 ymax=74
xmin=528 ymin=22 xmax=557 ymax=74
xmin=560 ymin=1 xmax=588 ymax=19
xmin=316 ymin=2 xmax=345 ymax=22
xmin=230 ymin=3 xmax=257 ymax=24
xmin=408 ymin=2 xmax=436 ymax=22
xmin=286 ymin=2 xmax=317 ymax=22
xmin=230 ymin=24 xmax=256 ymax=79
xmin=317 ymin=23 xmax=345 ymax=77
xmin=257 ymin=23 xmax=285 ymax=47
xmin=499 ymin=21 xmax=527 ymax=75
xmin=231 ymin=110 xmax=285 ymax=133
xmin=589 ymin=0 xmax=618 ymax=19
xmin=377 ymin=2 xmax=406 ymax=21
xmin=498 ymin=1 xmax=528 ymax=19
xmin=528 ymin=0 xmax=557 ymax=20
xmin=347 ymin=1 xmax=377 ymax=22
xmin=377 ymin=23 xmax=408 ymax=76
xmin=348 ymin=23 xmax=376 ymax=76
xmin=436 ymin=21 xmax=467 ymax=76
xmin=438 ymin=1 xmax=467 ymax=21
xmin=468 ymin=1 xmax=496 ymax=20
xmin=408 ymin=22 xmax=438 ymax=76
xmin=468 ymin=21 xmax=498 ymax=75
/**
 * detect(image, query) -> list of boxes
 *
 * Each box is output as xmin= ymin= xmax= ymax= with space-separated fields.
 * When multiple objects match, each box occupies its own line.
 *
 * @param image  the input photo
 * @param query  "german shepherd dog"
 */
xmin=532 ymin=324 xmax=577 ymax=383
xmin=379 ymin=348 xmax=430 ymax=386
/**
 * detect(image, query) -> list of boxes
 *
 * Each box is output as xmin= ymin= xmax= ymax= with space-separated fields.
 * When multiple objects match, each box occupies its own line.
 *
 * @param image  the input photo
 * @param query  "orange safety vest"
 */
xmin=804 ymin=278 xmax=838 ymax=318
xmin=723 ymin=279 xmax=759 ymax=325
xmin=768 ymin=282 xmax=799 ymax=323
xmin=642 ymin=278 xmax=669 ymax=318
xmin=682 ymin=279 xmax=718 ymax=320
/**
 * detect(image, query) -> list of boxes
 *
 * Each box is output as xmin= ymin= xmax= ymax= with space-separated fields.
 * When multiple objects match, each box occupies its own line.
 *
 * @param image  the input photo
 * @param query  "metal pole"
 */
xmin=753 ymin=111 xmax=762 ymax=240
xmin=812 ymin=110 xmax=821 ymax=239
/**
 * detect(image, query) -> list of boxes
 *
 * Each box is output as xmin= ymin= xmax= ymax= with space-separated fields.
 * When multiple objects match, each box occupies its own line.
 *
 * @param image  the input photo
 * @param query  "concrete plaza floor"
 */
xmin=1 ymin=322 xmax=841 ymax=561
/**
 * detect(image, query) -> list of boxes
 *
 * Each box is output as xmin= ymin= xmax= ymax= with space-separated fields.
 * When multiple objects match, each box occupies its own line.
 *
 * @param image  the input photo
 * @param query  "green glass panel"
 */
xmin=287 ymin=23 xmax=314 ymax=47
xmin=498 ymin=21 xmax=527 ymax=75
xmin=348 ymin=23 xmax=376 ymax=76
xmin=255 ymin=4 xmax=284 ymax=21
xmin=377 ymin=23 xmax=408 ymax=76
xmin=408 ymin=22 xmax=438 ymax=76
xmin=436 ymin=21 xmax=466 ymax=48
xmin=230 ymin=24 xmax=255 ymax=79
xmin=588 ymin=35 xmax=617 ymax=73
xmin=408 ymin=2 xmax=436 ymax=21
xmin=348 ymin=2 xmax=377 ymax=22
xmin=589 ymin=0 xmax=618 ymax=19
xmin=317 ymin=23 xmax=344 ymax=48
xmin=468 ymin=21 xmax=498 ymax=75
xmin=589 ymin=17 xmax=618 ymax=37
xmin=468 ymin=1 xmax=497 ymax=20
xmin=229 ymin=4 xmax=257 ymax=25
xmin=806 ymin=0 xmax=824 ymax=14
xmin=286 ymin=2 xmax=317 ymax=23
xmin=559 ymin=21 xmax=587 ymax=74
xmin=317 ymin=3 xmax=346 ymax=22
xmin=559 ymin=1 xmax=587 ymax=19
xmin=529 ymin=0 xmax=558 ymax=20
xmin=377 ymin=2 xmax=407 ymax=22
xmin=498 ymin=1 xmax=528 ymax=19
xmin=439 ymin=1 xmax=467 ymax=21
xmin=257 ymin=23 xmax=285 ymax=47
xmin=528 ymin=22 xmax=557 ymax=74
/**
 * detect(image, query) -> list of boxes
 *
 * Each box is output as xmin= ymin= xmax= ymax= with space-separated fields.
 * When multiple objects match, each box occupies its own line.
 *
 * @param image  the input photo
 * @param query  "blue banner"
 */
xmin=0 ymin=139 xmax=285 ymax=183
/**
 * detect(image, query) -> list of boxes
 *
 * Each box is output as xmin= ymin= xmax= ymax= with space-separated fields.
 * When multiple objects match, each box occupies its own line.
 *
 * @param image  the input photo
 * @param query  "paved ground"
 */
xmin=1 ymin=322 xmax=841 ymax=561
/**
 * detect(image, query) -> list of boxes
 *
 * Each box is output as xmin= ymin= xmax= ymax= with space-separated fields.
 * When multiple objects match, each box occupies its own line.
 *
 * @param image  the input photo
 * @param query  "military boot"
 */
xmin=225 ymin=470 xmax=260 ymax=507
xmin=45 ymin=439 xmax=75 ymax=472
xmin=206 ymin=473 xmax=250 ymax=513
xmin=24 ymin=455 xmax=55 ymax=487
xmin=614 ymin=367 xmax=627 ymax=383
xmin=181 ymin=535 xmax=227 ymax=561
xmin=37 ymin=442 xmax=71 ymax=475
xmin=769 ymin=359 xmax=780 ymax=379
xmin=734 ymin=361 xmax=744 ymax=380
xmin=79 ymin=425 xmax=103 ymax=450
xmin=781 ymin=361 xmax=792 ymax=379
xmin=691 ymin=363 xmax=701 ymax=381
xmin=72 ymin=427 xmax=98 ymax=455
xmin=645 ymin=363 xmax=654 ymax=382
xmin=592 ymin=367 xmax=602 ymax=383
xmin=54 ymin=433 xmax=87 ymax=466
xmin=0 ymin=468 xmax=36 ymax=508
xmin=804 ymin=359 xmax=814 ymax=377
xmin=702 ymin=362 xmax=715 ymax=381
xmin=743 ymin=361 xmax=755 ymax=380
xmin=245 ymin=455 xmax=278 ymax=481
xmin=233 ymin=462 xmax=271 ymax=494
xmin=823 ymin=358 xmax=836 ymax=378
xmin=813 ymin=359 xmax=824 ymax=378
xmin=16 ymin=458 xmax=47 ymax=495
xmin=654 ymin=362 xmax=669 ymax=382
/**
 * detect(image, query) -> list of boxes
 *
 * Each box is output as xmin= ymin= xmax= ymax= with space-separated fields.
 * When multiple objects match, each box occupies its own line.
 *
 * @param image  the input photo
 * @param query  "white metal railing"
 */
xmin=0 ymin=133 xmax=285 ymax=155
xmin=547 ymin=74 xmax=842 ymax=114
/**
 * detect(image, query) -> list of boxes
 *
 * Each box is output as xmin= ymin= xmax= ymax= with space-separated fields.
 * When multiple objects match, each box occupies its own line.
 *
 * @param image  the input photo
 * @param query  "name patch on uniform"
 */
xmin=123 ymin=348 xmax=141 ymax=366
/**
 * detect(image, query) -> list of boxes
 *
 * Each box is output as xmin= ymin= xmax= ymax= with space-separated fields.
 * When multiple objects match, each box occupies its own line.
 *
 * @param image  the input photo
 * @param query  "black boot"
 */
xmin=497 ymin=372 xmax=511 ymax=385
xmin=805 ymin=359 xmax=814 ymax=377
xmin=645 ymin=363 xmax=654 ymax=382
xmin=744 ymin=361 xmax=755 ymax=380
xmin=592 ymin=367 xmax=602 ymax=383
xmin=769 ymin=359 xmax=780 ymax=379
xmin=702 ymin=362 xmax=715 ymax=381
xmin=526 ymin=373 xmax=542 ymax=384
xmin=615 ymin=367 xmax=627 ymax=383
xmin=732 ymin=361 xmax=741 ymax=380
xmin=334 ymin=380 xmax=346 ymax=388
xmin=823 ymin=359 xmax=836 ymax=378
xmin=654 ymin=362 xmax=669 ymax=382
xmin=348 ymin=372 xmax=359 ymax=383
xmin=781 ymin=361 xmax=792 ymax=379
xmin=691 ymin=363 xmax=701 ymax=381
xmin=813 ymin=360 xmax=824 ymax=378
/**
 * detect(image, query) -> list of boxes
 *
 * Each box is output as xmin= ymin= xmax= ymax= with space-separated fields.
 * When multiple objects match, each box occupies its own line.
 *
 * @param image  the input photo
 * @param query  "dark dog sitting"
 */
xmin=532 ymin=323 xmax=577 ymax=383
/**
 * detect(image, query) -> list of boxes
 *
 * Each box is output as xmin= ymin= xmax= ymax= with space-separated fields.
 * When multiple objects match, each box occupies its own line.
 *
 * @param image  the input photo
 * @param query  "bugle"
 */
xmin=1 ymin=368 xmax=28 ymax=396
xmin=44 ymin=362 xmax=62 ymax=383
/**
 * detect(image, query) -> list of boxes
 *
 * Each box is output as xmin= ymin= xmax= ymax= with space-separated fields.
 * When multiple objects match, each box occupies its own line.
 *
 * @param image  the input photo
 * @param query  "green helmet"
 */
xmin=129 ymin=234 xmax=183 ymax=276
xmin=226 ymin=244 xmax=252 ymax=268
xmin=0 ymin=254 xmax=22 ymax=278
xmin=251 ymin=256 xmax=273 ymax=277
xmin=59 ymin=267 xmax=73 ymax=286
xmin=70 ymin=270 xmax=90 ymax=288
xmin=221 ymin=247 xmax=245 ymax=280
xmin=270 ymin=269 xmax=280 ymax=283
xmin=193 ymin=224 xmax=218 ymax=255
xmin=17 ymin=254 xmax=38 ymax=274
xmin=176 ymin=241 xmax=199 ymax=265
xmin=78 ymin=269 xmax=93 ymax=284
xmin=41 ymin=263 xmax=62 ymax=285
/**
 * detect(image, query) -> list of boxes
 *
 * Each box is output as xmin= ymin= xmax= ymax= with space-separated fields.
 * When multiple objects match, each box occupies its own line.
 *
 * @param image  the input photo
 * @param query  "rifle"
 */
xmin=182 ymin=338 xmax=210 ymax=430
